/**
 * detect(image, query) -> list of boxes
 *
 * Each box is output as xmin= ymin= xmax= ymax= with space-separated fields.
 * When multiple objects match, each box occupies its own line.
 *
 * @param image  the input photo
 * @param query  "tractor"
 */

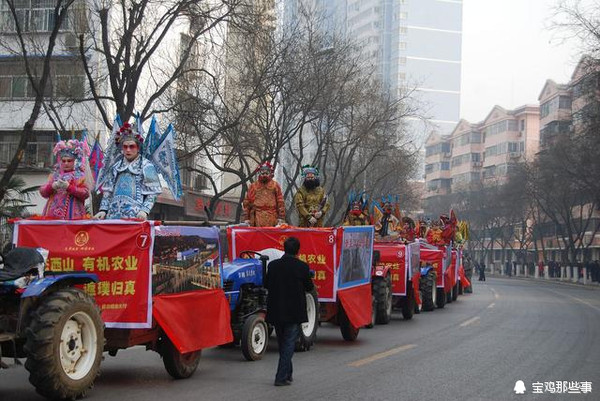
xmin=221 ymin=249 xmax=318 ymax=361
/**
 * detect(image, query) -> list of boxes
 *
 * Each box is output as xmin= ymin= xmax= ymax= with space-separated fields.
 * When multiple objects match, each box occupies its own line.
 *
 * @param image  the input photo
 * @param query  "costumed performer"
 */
xmin=243 ymin=162 xmax=286 ymax=226
xmin=343 ymin=191 xmax=370 ymax=226
xmin=94 ymin=122 xmax=161 ymax=219
xmin=294 ymin=165 xmax=329 ymax=227
xmin=40 ymin=137 xmax=93 ymax=219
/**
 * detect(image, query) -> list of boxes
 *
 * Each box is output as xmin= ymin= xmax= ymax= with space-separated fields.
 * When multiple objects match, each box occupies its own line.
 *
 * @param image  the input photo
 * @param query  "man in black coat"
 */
xmin=265 ymin=236 xmax=314 ymax=386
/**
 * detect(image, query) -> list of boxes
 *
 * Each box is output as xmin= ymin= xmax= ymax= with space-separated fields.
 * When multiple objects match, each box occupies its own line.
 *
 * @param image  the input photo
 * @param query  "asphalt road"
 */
xmin=2 ymin=277 xmax=599 ymax=401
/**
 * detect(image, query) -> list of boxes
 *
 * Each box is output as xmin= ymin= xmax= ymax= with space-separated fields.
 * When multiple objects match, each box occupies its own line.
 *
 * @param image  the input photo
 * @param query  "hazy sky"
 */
xmin=460 ymin=0 xmax=582 ymax=122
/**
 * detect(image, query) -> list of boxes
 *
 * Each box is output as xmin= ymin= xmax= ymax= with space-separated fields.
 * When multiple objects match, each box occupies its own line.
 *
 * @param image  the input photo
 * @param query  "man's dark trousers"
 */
xmin=274 ymin=323 xmax=300 ymax=383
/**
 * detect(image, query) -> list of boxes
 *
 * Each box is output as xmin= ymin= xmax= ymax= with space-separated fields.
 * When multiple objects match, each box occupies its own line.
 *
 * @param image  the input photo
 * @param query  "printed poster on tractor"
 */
xmin=14 ymin=220 xmax=154 ymax=329
xmin=153 ymin=225 xmax=222 ymax=295
xmin=338 ymin=226 xmax=374 ymax=290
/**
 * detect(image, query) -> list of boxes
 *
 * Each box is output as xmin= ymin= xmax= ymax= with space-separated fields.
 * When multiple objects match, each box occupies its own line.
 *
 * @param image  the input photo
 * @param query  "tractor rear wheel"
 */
xmin=161 ymin=335 xmax=201 ymax=379
xmin=452 ymin=283 xmax=459 ymax=301
xmin=436 ymin=286 xmax=446 ymax=309
xmin=241 ymin=314 xmax=268 ymax=361
xmin=296 ymin=289 xmax=318 ymax=351
xmin=401 ymin=284 xmax=415 ymax=320
xmin=25 ymin=288 xmax=104 ymax=400
xmin=420 ymin=270 xmax=436 ymax=311
xmin=338 ymin=305 xmax=359 ymax=341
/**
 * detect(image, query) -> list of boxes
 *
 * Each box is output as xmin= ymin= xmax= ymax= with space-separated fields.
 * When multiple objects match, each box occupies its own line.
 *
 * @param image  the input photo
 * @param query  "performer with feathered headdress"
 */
xmin=39 ymin=136 xmax=93 ymax=219
xmin=94 ymin=121 xmax=162 ymax=220
xmin=243 ymin=162 xmax=285 ymax=226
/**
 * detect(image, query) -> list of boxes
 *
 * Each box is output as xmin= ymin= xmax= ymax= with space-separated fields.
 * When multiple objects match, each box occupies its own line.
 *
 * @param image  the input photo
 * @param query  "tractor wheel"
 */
xmin=374 ymin=276 xmax=392 ymax=324
xmin=296 ymin=289 xmax=318 ymax=351
xmin=452 ymin=283 xmax=459 ymax=301
xmin=458 ymin=281 xmax=464 ymax=295
xmin=161 ymin=335 xmax=201 ymax=379
xmin=436 ymin=286 xmax=446 ymax=309
xmin=446 ymin=287 xmax=453 ymax=304
xmin=420 ymin=270 xmax=436 ymax=311
xmin=401 ymin=284 xmax=415 ymax=320
xmin=24 ymin=288 xmax=104 ymax=400
xmin=338 ymin=305 xmax=359 ymax=341
xmin=241 ymin=314 xmax=268 ymax=361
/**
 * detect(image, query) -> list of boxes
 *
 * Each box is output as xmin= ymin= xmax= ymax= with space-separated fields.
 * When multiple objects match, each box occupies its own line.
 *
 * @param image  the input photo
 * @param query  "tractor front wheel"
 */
xmin=241 ymin=314 xmax=268 ymax=361
xmin=296 ymin=289 xmax=319 ymax=351
xmin=338 ymin=305 xmax=359 ymax=341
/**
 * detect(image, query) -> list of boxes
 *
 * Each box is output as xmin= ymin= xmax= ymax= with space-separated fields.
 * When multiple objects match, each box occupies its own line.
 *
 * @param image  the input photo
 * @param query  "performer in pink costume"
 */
xmin=40 ymin=138 xmax=93 ymax=219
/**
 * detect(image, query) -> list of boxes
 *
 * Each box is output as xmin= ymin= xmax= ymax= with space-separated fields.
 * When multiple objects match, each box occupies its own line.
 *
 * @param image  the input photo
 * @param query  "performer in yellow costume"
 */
xmin=294 ymin=165 xmax=330 ymax=227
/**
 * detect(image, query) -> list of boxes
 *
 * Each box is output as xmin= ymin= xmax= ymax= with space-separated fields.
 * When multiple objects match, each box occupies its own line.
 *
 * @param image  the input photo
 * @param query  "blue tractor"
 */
xmin=0 ymin=247 xmax=104 ymax=400
xmin=221 ymin=250 xmax=318 ymax=361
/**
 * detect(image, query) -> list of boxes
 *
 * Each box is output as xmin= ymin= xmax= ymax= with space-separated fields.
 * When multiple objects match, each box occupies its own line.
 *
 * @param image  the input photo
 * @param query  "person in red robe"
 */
xmin=243 ymin=162 xmax=286 ymax=227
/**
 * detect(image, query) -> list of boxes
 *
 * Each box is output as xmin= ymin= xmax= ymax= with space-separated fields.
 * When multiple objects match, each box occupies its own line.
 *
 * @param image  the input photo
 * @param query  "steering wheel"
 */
xmin=239 ymin=251 xmax=262 ymax=259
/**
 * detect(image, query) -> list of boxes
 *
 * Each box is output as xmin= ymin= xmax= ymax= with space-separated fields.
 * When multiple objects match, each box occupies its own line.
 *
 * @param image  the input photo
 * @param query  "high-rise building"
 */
xmin=281 ymin=0 xmax=463 ymax=141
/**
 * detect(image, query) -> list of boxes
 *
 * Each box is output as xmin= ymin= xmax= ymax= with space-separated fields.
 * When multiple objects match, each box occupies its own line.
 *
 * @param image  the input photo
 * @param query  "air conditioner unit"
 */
xmin=509 ymin=152 xmax=520 ymax=158
xmin=472 ymin=161 xmax=483 ymax=167
xmin=443 ymin=152 xmax=451 ymax=158
xmin=517 ymin=130 xmax=524 ymax=137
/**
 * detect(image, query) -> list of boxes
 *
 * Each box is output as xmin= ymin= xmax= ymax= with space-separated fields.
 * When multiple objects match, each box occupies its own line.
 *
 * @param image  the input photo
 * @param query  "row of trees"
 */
xmin=0 ymin=0 xmax=420 ymax=225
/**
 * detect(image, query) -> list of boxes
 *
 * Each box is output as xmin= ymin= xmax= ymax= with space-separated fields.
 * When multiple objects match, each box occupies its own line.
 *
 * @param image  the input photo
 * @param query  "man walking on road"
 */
xmin=265 ymin=237 xmax=314 ymax=386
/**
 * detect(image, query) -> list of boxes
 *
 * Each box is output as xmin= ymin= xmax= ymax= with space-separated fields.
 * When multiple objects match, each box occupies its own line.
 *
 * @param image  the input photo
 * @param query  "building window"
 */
xmin=399 ymin=12 xmax=407 ymax=20
xmin=0 ymin=59 xmax=85 ymax=100
xmin=399 ymin=26 xmax=407 ymax=35
xmin=398 ymin=41 xmax=407 ymax=50
xmin=0 ymin=131 xmax=54 ymax=169
xmin=399 ymin=56 xmax=406 ymax=65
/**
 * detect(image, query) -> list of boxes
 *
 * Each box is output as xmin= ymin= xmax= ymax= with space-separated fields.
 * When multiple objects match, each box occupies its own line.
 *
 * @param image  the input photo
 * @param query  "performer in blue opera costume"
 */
xmin=94 ymin=116 xmax=182 ymax=220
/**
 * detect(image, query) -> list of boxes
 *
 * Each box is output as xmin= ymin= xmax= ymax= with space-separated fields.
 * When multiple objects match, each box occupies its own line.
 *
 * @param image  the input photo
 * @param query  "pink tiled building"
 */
xmin=424 ymin=104 xmax=540 ymax=207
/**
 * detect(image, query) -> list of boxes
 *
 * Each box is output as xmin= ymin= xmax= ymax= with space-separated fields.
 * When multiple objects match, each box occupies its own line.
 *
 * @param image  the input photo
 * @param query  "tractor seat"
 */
xmin=0 ymin=248 xmax=44 ymax=282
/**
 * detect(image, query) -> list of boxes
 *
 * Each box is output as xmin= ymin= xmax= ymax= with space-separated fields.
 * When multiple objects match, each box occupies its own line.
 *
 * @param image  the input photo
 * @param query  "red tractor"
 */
xmin=370 ymin=241 xmax=421 ymax=325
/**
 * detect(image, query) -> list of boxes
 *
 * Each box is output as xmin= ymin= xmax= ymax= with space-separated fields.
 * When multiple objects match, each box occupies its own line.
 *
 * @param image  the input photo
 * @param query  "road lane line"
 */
xmin=459 ymin=316 xmax=480 ymax=327
xmin=546 ymin=288 xmax=600 ymax=313
xmin=487 ymin=303 xmax=495 ymax=309
xmin=348 ymin=344 xmax=417 ymax=367
xmin=571 ymin=297 xmax=600 ymax=313
xmin=490 ymin=287 xmax=499 ymax=299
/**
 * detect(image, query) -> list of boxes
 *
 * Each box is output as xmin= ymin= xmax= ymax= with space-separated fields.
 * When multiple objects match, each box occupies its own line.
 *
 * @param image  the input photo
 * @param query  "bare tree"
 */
xmin=0 ymin=0 xmax=77 ymax=205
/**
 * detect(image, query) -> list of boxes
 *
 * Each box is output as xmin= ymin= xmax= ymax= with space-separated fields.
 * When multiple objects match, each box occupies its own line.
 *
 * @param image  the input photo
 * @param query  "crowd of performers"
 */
xmin=37 ymin=117 xmax=468 ymax=254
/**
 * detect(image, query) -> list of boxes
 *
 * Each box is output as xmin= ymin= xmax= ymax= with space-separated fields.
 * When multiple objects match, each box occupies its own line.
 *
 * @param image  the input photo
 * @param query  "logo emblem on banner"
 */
xmin=397 ymin=250 xmax=404 ymax=258
xmin=75 ymin=231 xmax=89 ymax=247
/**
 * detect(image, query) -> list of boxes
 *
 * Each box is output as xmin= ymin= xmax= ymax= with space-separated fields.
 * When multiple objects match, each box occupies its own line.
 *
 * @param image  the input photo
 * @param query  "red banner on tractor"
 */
xmin=228 ymin=226 xmax=338 ymax=301
xmin=14 ymin=220 xmax=154 ymax=328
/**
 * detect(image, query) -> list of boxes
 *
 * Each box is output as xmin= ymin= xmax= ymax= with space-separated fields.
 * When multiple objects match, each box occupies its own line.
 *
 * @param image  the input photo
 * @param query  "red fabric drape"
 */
xmin=412 ymin=271 xmax=421 ymax=306
xmin=337 ymin=284 xmax=372 ymax=329
xmin=459 ymin=265 xmax=471 ymax=289
xmin=153 ymin=289 xmax=233 ymax=353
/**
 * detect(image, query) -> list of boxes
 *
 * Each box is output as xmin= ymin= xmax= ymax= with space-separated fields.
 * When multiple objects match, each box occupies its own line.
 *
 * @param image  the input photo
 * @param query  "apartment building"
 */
xmin=423 ymin=104 xmax=539 ymax=209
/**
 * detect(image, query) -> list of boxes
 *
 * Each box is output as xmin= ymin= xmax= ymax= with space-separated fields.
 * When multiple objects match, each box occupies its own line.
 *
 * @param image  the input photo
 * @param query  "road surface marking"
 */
xmin=546 ymin=288 xmax=600 ymax=313
xmin=571 ymin=297 xmax=600 ymax=313
xmin=487 ymin=303 xmax=495 ymax=309
xmin=349 ymin=344 xmax=417 ymax=367
xmin=490 ymin=287 xmax=500 ymax=299
xmin=459 ymin=316 xmax=480 ymax=327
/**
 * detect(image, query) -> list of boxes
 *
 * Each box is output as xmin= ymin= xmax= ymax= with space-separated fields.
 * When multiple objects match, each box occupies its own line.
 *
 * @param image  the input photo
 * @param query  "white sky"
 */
xmin=460 ymin=0 xmax=582 ymax=122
